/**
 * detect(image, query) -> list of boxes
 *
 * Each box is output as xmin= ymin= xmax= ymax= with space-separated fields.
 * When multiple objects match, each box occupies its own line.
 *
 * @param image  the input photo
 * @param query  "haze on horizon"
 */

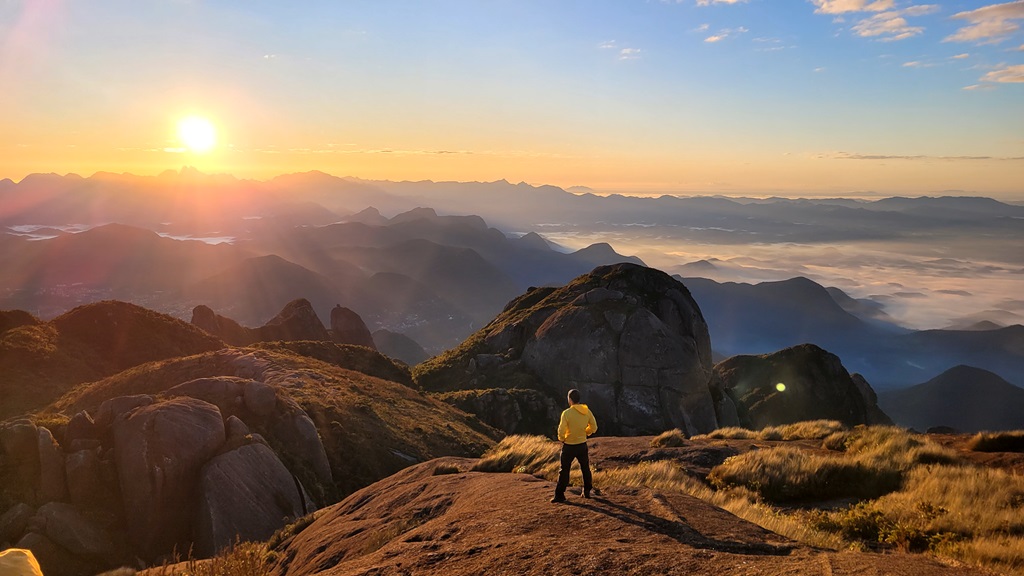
xmin=1 ymin=1 xmax=1023 ymax=199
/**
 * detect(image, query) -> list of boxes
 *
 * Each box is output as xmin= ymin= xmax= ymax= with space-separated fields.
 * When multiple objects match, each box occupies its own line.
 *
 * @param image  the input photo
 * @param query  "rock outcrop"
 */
xmin=714 ymin=344 xmax=892 ymax=429
xmin=330 ymin=305 xmax=376 ymax=349
xmin=416 ymin=263 xmax=720 ymax=435
xmin=112 ymin=397 xmax=227 ymax=558
xmin=437 ymin=388 xmax=560 ymax=435
xmin=191 ymin=300 xmax=380 ymax=351
xmin=257 ymin=298 xmax=331 ymax=342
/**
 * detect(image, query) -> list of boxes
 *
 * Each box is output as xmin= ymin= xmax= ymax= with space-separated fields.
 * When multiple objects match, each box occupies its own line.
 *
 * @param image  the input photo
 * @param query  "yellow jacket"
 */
xmin=558 ymin=403 xmax=597 ymax=445
xmin=0 ymin=549 xmax=43 ymax=576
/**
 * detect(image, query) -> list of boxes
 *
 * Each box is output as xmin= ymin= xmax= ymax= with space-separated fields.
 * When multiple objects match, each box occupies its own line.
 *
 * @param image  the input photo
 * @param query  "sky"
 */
xmin=1 ymin=0 xmax=1022 ymax=198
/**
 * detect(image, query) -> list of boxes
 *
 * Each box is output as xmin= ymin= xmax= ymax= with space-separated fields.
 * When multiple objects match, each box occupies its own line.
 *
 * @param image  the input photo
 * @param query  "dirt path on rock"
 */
xmin=273 ymin=456 xmax=994 ymax=576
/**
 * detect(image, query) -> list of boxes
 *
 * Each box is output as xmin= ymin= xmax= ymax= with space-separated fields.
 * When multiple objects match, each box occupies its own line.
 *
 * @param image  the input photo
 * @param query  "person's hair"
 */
xmin=567 ymin=389 xmax=580 ymax=403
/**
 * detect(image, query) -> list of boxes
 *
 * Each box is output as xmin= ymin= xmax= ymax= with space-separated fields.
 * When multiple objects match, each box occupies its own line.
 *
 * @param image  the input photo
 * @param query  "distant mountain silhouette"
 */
xmin=879 ymin=365 xmax=1024 ymax=432
xmin=184 ymin=254 xmax=349 ymax=327
xmin=372 ymin=329 xmax=429 ymax=365
xmin=679 ymin=275 xmax=1024 ymax=389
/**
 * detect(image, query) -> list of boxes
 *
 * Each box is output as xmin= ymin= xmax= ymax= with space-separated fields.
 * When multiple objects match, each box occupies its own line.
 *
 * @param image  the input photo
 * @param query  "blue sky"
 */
xmin=1 ymin=0 xmax=1022 ymax=196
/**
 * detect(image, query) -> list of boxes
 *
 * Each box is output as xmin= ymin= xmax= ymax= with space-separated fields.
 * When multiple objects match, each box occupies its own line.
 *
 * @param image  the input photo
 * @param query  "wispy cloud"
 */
xmin=982 ymin=63 xmax=1024 ymax=82
xmin=811 ymin=0 xmax=894 ymax=15
xmin=704 ymin=26 xmax=749 ymax=42
xmin=599 ymin=40 xmax=618 ymax=49
xmin=696 ymin=0 xmax=748 ymax=5
xmin=952 ymin=53 xmax=971 ymax=59
xmin=819 ymin=151 xmax=1024 ymax=160
xmin=619 ymin=47 xmax=642 ymax=60
xmin=852 ymin=5 xmax=940 ymax=41
xmin=945 ymin=1 xmax=1024 ymax=44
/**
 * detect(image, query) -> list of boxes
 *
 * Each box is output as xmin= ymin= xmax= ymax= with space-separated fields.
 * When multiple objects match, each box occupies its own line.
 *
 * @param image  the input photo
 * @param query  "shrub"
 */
xmin=968 ymin=431 xmax=1024 ymax=453
xmin=650 ymin=429 xmax=687 ymax=447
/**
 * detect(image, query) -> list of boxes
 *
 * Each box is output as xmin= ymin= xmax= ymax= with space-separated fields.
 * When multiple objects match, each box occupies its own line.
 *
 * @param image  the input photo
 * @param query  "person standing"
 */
xmin=551 ymin=388 xmax=598 ymax=503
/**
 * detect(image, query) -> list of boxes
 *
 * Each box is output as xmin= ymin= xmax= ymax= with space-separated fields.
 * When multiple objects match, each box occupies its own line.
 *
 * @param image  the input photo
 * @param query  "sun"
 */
xmin=177 ymin=116 xmax=217 ymax=154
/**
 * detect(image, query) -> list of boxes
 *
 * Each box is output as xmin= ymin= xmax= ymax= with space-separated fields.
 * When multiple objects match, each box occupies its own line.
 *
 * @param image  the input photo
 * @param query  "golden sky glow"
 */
xmin=1 ymin=1 xmax=1022 ymax=198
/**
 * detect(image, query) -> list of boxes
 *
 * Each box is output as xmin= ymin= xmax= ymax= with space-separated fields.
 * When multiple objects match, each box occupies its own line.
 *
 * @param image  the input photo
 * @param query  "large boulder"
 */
xmin=111 ymin=397 xmax=226 ymax=560
xmin=193 ymin=439 xmax=311 ymax=557
xmin=416 ymin=263 xmax=718 ymax=435
xmin=715 ymin=344 xmax=891 ymax=429
xmin=36 ymin=427 xmax=67 ymax=503
xmin=33 ymin=502 xmax=119 ymax=564
xmin=330 ymin=305 xmax=376 ymax=349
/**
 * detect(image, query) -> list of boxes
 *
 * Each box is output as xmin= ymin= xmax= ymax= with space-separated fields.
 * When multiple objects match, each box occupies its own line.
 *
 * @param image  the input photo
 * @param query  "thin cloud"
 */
xmin=952 ymin=53 xmax=971 ymax=59
xmin=982 ymin=63 xmax=1024 ymax=82
xmin=820 ymin=151 xmax=1024 ymax=160
xmin=945 ymin=1 xmax=1024 ymax=44
xmin=811 ymin=0 xmax=894 ymax=14
xmin=852 ymin=5 xmax=940 ymax=41
xmin=705 ymin=26 xmax=749 ymax=42
xmin=619 ymin=47 xmax=642 ymax=60
xmin=696 ymin=0 xmax=748 ymax=5
xmin=599 ymin=40 xmax=617 ymax=49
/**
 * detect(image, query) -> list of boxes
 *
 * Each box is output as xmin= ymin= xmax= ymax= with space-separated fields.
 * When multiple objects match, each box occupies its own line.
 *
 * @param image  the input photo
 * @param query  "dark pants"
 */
xmin=555 ymin=442 xmax=592 ymax=497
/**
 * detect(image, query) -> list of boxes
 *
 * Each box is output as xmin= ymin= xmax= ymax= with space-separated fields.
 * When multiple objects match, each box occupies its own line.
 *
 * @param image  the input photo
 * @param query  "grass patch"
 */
xmin=709 ymin=427 xmax=959 ymax=503
xmin=471 ymin=435 xmax=560 ymax=477
xmin=969 ymin=431 xmax=1024 ymax=453
xmin=650 ymin=429 xmax=687 ymax=447
xmin=694 ymin=420 xmax=848 ymax=442
xmin=144 ymin=541 xmax=269 ymax=575
xmin=432 ymin=463 xmax=462 ymax=475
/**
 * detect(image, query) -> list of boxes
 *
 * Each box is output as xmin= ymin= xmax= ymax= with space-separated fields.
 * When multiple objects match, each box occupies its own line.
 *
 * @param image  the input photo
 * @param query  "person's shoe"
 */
xmin=550 ymin=495 xmax=566 ymax=503
xmin=582 ymin=489 xmax=591 ymax=499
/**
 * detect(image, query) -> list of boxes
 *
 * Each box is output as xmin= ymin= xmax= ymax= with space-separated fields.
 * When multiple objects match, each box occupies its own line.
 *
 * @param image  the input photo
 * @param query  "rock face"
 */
xmin=416 ymin=263 xmax=720 ymax=436
xmin=437 ymin=388 xmax=560 ymax=435
xmin=193 ymin=440 xmax=308 ymax=557
xmin=330 ymin=305 xmax=376 ymax=349
xmin=714 ymin=344 xmax=891 ymax=429
xmin=112 ymin=397 xmax=226 ymax=559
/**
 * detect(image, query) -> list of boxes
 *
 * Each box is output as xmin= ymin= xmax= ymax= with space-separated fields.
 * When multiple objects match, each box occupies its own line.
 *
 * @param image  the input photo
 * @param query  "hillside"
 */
xmin=0 ymin=301 xmax=224 ymax=419
xmin=879 ymin=365 xmax=1024 ymax=432
xmin=2 ymin=339 xmax=501 ymax=574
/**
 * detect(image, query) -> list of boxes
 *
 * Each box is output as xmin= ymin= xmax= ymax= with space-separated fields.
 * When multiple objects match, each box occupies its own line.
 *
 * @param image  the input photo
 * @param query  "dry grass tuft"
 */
xmin=694 ymin=420 xmax=848 ymax=442
xmin=650 ymin=429 xmax=687 ymax=447
xmin=471 ymin=435 xmax=560 ymax=477
xmin=968 ymin=430 xmax=1024 ymax=453
xmin=694 ymin=426 xmax=758 ymax=440
xmin=143 ymin=541 xmax=268 ymax=575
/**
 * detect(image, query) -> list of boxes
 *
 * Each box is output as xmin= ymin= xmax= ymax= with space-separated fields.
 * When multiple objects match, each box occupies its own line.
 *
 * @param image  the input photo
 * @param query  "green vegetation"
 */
xmin=473 ymin=425 xmax=1024 ymax=575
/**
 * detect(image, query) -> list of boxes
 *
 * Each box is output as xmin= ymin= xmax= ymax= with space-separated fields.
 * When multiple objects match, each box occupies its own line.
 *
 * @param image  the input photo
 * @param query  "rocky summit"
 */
xmin=714 ymin=344 xmax=891 ymax=429
xmin=416 ymin=263 xmax=724 ymax=436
